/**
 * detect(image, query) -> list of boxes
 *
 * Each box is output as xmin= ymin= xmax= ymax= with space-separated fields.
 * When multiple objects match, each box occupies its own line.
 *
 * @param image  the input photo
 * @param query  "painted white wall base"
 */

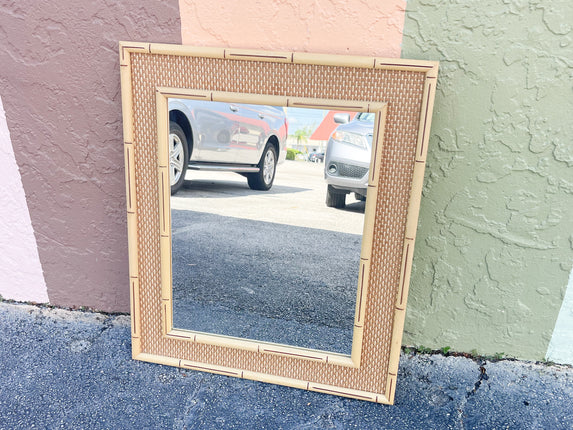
xmin=546 ymin=264 xmax=573 ymax=365
xmin=0 ymin=96 xmax=48 ymax=303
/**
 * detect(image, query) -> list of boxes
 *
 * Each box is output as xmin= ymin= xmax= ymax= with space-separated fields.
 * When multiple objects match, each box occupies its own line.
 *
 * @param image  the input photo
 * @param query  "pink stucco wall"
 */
xmin=0 ymin=1 xmax=181 ymax=312
xmin=179 ymin=0 xmax=406 ymax=57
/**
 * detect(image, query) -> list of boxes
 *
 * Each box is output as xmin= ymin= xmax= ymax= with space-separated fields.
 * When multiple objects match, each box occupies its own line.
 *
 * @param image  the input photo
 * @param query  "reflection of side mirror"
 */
xmin=333 ymin=113 xmax=351 ymax=124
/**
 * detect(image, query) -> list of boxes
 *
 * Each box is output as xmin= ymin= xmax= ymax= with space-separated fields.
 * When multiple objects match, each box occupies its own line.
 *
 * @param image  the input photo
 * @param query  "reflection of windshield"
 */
xmin=356 ymin=112 xmax=375 ymax=122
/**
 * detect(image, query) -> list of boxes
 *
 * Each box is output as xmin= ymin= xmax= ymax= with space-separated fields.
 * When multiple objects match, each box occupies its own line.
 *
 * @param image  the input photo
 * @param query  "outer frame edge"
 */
xmin=384 ymin=67 xmax=439 ymax=404
xmin=123 ymin=41 xmax=438 ymax=73
xmin=134 ymin=352 xmax=391 ymax=404
xmin=120 ymin=43 xmax=141 ymax=358
xmin=124 ymin=43 xmax=439 ymax=405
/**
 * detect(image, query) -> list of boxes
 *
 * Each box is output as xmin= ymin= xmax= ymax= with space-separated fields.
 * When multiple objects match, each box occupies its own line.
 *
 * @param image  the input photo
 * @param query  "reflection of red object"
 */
xmin=310 ymin=111 xmax=357 ymax=140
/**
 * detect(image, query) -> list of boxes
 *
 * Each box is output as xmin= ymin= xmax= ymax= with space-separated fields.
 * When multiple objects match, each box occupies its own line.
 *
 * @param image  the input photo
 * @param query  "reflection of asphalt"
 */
xmin=171 ymin=160 xmax=366 ymax=235
xmin=175 ymin=301 xmax=351 ymax=354
xmin=171 ymin=210 xmax=361 ymax=354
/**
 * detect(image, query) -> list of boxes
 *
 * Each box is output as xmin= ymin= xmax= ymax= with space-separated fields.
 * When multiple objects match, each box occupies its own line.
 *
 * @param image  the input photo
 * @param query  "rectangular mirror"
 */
xmin=162 ymin=93 xmax=383 ymax=360
xmin=166 ymin=98 xmax=373 ymax=356
xmin=120 ymin=42 xmax=438 ymax=404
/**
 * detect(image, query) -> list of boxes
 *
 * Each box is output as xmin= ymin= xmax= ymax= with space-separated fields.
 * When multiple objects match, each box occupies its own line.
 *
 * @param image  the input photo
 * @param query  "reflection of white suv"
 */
xmin=168 ymin=99 xmax=288 ymax=194
xmin=324 ymin=112 xmax=375 ymax=208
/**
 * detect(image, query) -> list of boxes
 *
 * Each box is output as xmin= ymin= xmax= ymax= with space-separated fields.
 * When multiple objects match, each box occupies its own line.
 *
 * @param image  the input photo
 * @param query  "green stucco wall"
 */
xmin=401 ymin=0 xmax=573 ymax=360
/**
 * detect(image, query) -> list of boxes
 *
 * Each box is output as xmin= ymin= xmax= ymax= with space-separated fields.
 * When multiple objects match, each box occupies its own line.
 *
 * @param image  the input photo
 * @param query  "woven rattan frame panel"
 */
xmin=120 ymin=42 xmax=438 ymax=404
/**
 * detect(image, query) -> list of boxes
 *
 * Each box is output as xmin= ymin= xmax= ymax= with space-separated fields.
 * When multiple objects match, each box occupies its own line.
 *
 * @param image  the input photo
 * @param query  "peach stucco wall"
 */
xmin=179 ymin=0 xmax=406 ymax=57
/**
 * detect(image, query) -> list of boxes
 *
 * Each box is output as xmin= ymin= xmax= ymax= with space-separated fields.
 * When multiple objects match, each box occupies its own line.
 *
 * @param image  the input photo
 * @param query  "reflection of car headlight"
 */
xmin=331 ymin=131 xmax=367 ymax=149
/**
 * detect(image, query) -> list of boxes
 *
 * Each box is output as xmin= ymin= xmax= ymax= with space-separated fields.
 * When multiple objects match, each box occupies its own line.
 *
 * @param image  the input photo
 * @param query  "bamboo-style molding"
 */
xmin=129 ymin=276 xmax=140 ymax=356
xmin=367 ymin=106 xmax=388 ymax=192
xmin=384 ymin=72 xmax=439 ymax=399
xmin=136 ymin=352 xmax=390 ymax=404
xmin=120 ymin=42 xmax=439 ymax=404
xmin=156 ymin=88 xmax=383 ymax=113
xmin=120 ymin=45 xmax=141 ymax=357
xmin=350 ymin=104 xmax=388 ymax=366
xmin=166 ymin=329 xmax=355 ymax=368
xmin=156 ymin=91 xmax=173 ymax=335
xmin=121 ymin=42 xmax=439 ymax=74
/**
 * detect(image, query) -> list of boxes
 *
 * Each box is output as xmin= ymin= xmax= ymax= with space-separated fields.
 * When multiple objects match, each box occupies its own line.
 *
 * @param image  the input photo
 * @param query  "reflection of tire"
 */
xmin=169 ymin=121 xmax=189 ymax=195
xmin=248 ymin=143 xmax=277 ymax=191
xmin=326 ymin=185 xmax=346 ymax=208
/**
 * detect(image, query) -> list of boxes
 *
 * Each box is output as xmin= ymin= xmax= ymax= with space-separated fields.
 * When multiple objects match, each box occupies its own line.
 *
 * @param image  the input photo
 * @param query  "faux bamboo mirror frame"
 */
xmin=120 ymin=42 xmax=438 ymax=404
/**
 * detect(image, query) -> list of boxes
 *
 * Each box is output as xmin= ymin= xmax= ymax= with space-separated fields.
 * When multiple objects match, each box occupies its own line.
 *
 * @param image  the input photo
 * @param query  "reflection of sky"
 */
xmin=285 ymin=107 xmax=327 ymax=134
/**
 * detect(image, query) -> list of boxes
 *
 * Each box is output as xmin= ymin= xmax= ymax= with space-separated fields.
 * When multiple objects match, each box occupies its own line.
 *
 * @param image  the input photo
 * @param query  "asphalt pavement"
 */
xmin=1 ymin=301 xmax=572 ymax=429
xmin=3 ymin=161 xmax=571 ymax=428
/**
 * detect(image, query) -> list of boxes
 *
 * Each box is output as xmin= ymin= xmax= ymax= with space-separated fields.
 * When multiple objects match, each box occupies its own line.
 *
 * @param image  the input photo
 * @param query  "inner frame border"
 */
xmin=156 ymin=88 xmax=387 ymax=369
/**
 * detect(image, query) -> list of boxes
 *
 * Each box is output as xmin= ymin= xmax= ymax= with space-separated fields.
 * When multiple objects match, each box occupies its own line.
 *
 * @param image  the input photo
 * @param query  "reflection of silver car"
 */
xmin=324 ymin=112 xmax=375 ymax=208
xmin=168 ymin=99 xmax=288 ymax=194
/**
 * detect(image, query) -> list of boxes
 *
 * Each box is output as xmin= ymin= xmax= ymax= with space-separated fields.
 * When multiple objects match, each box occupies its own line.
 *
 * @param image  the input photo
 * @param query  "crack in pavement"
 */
xmin=174 ymin=374 xmax=206 ymax=430
xmin=467 ymin=364 xmax=489 ymax=398
xmin=457 ymin=362 xmax=490 ymax=429
xmin=98 ymin=315 xmax=114 ymax=335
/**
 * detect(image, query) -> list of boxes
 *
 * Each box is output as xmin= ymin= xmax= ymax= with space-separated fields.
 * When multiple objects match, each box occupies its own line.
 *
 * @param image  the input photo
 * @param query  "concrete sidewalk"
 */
xmin=0 ymin=302 xmax=572 ymax=429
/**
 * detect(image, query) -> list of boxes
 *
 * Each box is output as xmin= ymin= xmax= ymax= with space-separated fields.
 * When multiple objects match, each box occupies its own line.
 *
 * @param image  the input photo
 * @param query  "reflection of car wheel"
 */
xmin=326 ymin=185 xmax=346 ymax=208
xmin=169 ymin=121 xmax=189 ymax=195
xmin=248 ymin=143 xmax=277 ymax=191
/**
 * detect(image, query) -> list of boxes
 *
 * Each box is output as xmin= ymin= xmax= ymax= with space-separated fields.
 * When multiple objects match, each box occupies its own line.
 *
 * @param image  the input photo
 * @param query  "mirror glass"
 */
xmin=168 ymin=98 xmax=375 ymax=355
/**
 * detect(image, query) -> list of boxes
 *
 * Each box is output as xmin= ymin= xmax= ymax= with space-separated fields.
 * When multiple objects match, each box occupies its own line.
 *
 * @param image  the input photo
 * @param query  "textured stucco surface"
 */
xmin=0 ymin=96 xmax=48 ymax=303
xmin=0 ymin=1 xmax=181 ymax=311
xmin=2 ymin=0 xmax=571 ymax=364
xmin=401 ymin=1 xmax=573 ymax=360
xmin=179 ymin=0 xmax=406 ymax=57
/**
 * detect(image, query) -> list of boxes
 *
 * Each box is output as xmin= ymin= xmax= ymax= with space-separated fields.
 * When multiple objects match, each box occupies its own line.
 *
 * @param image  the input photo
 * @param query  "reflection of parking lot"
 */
xmin=171 ymin=160 xmax=365 ymax=235
xmin=171 ymin=209 xmax=360 ymax=354
xmin=170 ymin=160 xmax=365 ymax=354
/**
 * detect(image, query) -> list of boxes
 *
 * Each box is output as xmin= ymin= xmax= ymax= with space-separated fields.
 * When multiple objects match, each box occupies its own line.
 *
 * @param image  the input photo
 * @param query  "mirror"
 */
xmin=167 ymin=99 xmax=374 ymax=355
xmin=157 ymin=90 xmax=385 ymax=364
xmin=121 ymin=42 xmax=438 ymax=404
